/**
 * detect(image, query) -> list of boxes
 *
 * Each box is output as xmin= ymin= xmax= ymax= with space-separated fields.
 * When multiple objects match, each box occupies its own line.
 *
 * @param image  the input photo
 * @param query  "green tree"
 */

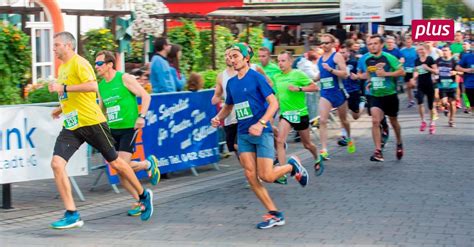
xmin=168 ymin=19 xmax=202 ymax=74
xmin=83 ymin=28 xmax=118 ymax=67
xmin=423 ymin=0 xmax=473 ymax=19
xmin=198 ymin=25 xmax=235 ymax=71
xmin=0 ymin=23 xmax=31 ymax=105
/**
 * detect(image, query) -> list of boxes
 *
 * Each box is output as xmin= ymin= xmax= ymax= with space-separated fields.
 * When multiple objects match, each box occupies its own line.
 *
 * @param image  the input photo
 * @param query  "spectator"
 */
xmin=279 ymin=26 xmax=295 ymax=45
xmin=187 ymin=72 xmax=204 ymax=92
xmin=149 ymin=37 xmax=175 ymax=93
xmin=168 ymin=44 xmax=185 ymax=91
xmin=334 ymin=24 xmax=347 ymax=43
xmin=131 ymin=68 xmax=152 ymax=93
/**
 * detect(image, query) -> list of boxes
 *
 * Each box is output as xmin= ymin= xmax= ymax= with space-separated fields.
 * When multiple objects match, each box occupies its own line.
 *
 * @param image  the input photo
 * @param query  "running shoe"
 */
xmin=273 ymin=174 xmax=288 ymax=185
xmin=448 ymin=120 xmax=455 ymax=127
xmin=314 ymin=156 xmax=324 ymax=177
xmin=288 ymin=156 xmax=308 ymax=187
xmin=396 ymin=143 xmax=404 ymax=160
xmin=127 ymin=202 xmax=144 ymax=216
xmin=407 ymin=100 xmax=415 ymax=108
xmin=347 ymin=138 xmax=356 ymax=154
xmin=310 ymin=116 xmax=320 ymax=128
xmin=456 ymin=100 xmax=461 ymax=109
xmin=370 ymin=149 xmax=384 ymax=162
xmin=429 ymin=122 xmax=436 ymax=135
xmin=50 ymin=211 xmax=84 ymax=229
xmin=139 ymin=188 xmax=154 ymax=221
xmin=432 ymin=111 xmax=439 ymax=121
xmin=464 ymin=108 xmax=471 ymax=114
xmin=337 ymin=136 xmax=348 ymax=146
xmin=320 ymin=150 xmax=330 ymax=160
xmin=147 ymin=155 xmax=161 ymax=185
xmin=419 ymin=121 xmax=427 ymax=132
xmin=256 ymin=212 xmax=285 ymax=229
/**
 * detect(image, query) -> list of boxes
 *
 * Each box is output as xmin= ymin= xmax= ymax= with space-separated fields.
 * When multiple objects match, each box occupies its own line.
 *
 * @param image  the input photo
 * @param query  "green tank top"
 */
xmin=99 ymin=71 xmax=138 ymax=129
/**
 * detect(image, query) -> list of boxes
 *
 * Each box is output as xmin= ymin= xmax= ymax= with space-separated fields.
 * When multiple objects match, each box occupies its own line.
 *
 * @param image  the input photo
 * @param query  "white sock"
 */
xmin=146 ymin=160 xmax=152 ymax=170
xmin=359 ymin=101 xmax=366 ymax=110
xmin=340 ymin=128 xmax=347 ymax=137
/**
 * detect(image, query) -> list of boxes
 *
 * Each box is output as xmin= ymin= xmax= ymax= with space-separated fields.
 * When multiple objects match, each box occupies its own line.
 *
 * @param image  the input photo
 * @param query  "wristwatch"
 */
xmin=298 ymin=86 xmax=303 ymax=92
xmin=138 ymin=114 xmax=146 ymax=119
xmin=258 ymin=119 xmax=267 ymax=126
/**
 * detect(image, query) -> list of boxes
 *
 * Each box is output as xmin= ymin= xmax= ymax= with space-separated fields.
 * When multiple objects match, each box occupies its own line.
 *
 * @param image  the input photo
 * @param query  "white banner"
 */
xmin=340 ymin=0 xmax=385 ymax=23
xmin=0 ymin=106 xmax=88 ymax=184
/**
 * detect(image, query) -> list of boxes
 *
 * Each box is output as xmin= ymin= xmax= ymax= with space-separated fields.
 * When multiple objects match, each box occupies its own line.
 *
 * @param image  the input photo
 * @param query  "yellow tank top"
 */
xmin=57 ymin=54 xmax=106 ymax=130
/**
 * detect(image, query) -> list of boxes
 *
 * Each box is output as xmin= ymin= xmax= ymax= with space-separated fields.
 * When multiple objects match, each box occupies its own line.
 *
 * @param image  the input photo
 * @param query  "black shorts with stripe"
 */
xmin=53 ymin=122 xmax=118 ymax=162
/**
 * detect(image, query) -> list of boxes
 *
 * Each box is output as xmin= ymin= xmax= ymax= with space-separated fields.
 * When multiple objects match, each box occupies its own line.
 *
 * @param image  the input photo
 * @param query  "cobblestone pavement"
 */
xmin=1 ymin=97 xmax=473 ymax=247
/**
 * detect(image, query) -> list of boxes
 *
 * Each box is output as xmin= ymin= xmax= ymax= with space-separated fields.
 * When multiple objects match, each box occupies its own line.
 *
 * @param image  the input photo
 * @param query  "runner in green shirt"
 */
xmin=96 ymin=51 xmax=160 ymax=217
xmin=273 ymin=51 xmax=324 ymax=176
xmin=257 ymin=47 xmax=281 ymax=84
xmin=364 ymin=35 xmax=405 ymax=162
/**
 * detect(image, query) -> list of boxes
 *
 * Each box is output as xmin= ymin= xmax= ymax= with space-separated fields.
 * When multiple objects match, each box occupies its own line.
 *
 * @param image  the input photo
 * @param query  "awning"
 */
xmin=208 ymin=7 xmax=403 ymax=25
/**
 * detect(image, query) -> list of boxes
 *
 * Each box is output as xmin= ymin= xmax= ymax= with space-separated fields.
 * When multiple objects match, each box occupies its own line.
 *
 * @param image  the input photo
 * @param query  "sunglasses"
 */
xmin=320 ymin=41 xmax=333 ymax=45
xmin=95 ymin=61 xmax=106 ymax=66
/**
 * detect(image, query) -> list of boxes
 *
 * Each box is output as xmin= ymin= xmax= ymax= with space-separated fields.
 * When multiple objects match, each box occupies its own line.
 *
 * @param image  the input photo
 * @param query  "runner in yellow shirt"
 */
xmin=48 ymin=32 xmax=153 ymax=229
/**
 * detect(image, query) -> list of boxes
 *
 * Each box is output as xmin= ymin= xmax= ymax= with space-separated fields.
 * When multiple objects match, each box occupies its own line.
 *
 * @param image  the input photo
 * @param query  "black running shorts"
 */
xmin=53 ymin=122 xmax=118 ymax=162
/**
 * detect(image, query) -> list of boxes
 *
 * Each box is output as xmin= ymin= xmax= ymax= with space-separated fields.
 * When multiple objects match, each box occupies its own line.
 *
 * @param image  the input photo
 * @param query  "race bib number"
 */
xmin=106 ymin=105 xmax=121 ymax=122
xmin=320 ymin=77 xmax=335 ymax=89
xmin=234 ymin=101 xmax=253 ymax=120
xmin=64 ymin=110 xmax=79 ymax=129
xmin=282 ymin=111 xmax=300 ymax=123
xmin=417 ymin=66 xmax=428 ymax=74
xmin=371 ymin=77 xmax=385 ymax=90
xmin=440 ymin=79 xmax=453 ymax=88
xmin=405 ymin=67 xmax=414 ymax=73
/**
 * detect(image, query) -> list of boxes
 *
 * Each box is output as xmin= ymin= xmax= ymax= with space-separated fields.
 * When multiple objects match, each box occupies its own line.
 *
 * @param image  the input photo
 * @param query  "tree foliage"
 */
xmin=198 ymin=26 xmax=235 ymax=71
xmin=168 ymin=19 xmax=202 ymax=74
xmin=83 ymin=28 xmax=118 ymax=67
xmin=423 ymin=0 xmax=473 ymax=19
xmin=0 ymin=23 xmax=31 ymax=105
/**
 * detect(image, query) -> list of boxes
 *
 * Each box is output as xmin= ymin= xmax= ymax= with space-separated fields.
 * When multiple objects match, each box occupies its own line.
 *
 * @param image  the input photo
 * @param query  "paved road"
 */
xmin=1 ymin=97 xmax=473 ymax=247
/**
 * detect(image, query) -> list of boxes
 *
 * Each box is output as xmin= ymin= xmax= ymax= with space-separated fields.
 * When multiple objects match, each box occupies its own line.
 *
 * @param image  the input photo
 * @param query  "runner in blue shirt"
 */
xmin=400 ymin=35 xmax=418 ymax=107
xmin=211 ymin=43 xmax=309 ymax=230
xmin=315 ymin=34 xmax=353 ymax=160
xmin=456 ymin=52 xmax=474 ymax=114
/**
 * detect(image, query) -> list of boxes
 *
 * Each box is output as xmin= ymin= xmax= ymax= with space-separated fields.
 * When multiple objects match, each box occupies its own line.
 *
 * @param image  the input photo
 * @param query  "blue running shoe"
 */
xmin=140 ymin=188 xmax=154 ymax=221
xmin=127 ymin=202 xmax=144 ymax=216
xmin=256 ymin=212 xmax=285 ymax=229
xmin=50 ymin=211 xmax=84 ymax=229
xmin=288 ymin=156 xmax=309 ymax=187
xmin=147 ymin=155 xmax=161 ymax=185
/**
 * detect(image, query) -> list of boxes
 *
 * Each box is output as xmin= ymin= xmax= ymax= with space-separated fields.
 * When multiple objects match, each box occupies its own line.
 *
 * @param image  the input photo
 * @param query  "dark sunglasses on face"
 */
xmin=321 ymin=41 xmax=333 ymax=45
xmin=95 ymin=61 xmax=106 ymax=66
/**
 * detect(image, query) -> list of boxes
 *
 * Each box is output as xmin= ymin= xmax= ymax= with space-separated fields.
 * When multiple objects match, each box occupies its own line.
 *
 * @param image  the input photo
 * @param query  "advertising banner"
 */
xmin=0 ymin=106 xmax=88 ymax=184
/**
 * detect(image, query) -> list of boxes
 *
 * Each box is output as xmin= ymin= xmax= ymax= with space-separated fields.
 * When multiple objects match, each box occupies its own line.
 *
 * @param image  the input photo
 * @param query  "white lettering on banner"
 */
xmin=157 ymin=148 xmax=220 ymax=167
xmin=159 ymin=98 xmax=190 ymax=121
xmin=191 ymin=110 xmax=206 ymax=125
xmin=157 ymin=128 xmax=169 ymax=146
xmin=0 ymin=106 xmax=88 ymax=184
xmin=169 ymin=119 xmax=193 ymax=137
xmin=146 ymin=110 xmax=158 ymax=126
xmin=192 ymin=125 xmax=217 ymax=142
xmin=181 ymin=136 xmax=192 ymax=149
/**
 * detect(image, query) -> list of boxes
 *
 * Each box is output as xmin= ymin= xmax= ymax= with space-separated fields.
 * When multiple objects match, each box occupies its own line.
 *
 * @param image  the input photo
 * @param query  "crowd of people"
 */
xmin=43 ymin=27 xmax=472 ymax=231
xmin=211 ymin=30 xmax=473 ymax=229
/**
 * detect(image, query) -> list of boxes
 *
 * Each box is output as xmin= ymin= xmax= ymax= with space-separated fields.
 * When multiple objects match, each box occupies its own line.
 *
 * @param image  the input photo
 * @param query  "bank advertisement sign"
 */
xmin=0 ymin=106 xmax=88 ymax=184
